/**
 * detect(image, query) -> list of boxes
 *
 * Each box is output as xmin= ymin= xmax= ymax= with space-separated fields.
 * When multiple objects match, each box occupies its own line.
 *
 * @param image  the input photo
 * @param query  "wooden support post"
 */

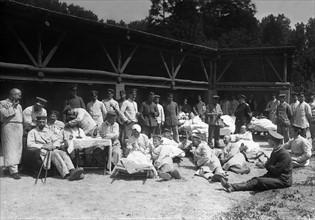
xmin=6 ymin=20 xmax=38 ymax=67
xmin=42 ymin=33 xmax=66 ymax=68
xmin=283 ymin=53 xmax=287 ymax=82
xmin=100 ymin=41 xmax=118 ymax=73
xmin=117 ymin=45 xmax=122 ymax=73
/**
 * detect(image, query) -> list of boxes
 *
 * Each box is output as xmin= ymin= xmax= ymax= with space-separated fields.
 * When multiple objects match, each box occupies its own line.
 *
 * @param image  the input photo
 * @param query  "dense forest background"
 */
xmin=15 ymin=0 xmax=315 ymax=95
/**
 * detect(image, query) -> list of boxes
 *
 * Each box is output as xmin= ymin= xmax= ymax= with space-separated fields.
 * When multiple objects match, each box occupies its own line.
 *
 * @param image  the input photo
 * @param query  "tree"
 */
xmin=260 ymin=14 xmax=291 ymax=46
xmin=168 ymin=0 xmax=206 ymax=43
xmin=290 ymin=18 xmax=315 ymax=95
xmin=201 ymin=0 xmax=258 ymax=41
xmin=14 ymin=0 xmax=98 ymax=21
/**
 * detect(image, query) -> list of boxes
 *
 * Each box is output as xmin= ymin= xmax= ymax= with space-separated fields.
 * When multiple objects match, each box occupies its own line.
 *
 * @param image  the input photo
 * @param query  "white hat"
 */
xmin=132 ymin=124 xmax=141 ymax=133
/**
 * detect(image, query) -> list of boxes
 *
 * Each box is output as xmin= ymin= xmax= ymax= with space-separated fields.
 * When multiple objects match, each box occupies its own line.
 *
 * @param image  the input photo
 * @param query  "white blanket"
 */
xmin=248 ymin=117 xmax=277 ymax=131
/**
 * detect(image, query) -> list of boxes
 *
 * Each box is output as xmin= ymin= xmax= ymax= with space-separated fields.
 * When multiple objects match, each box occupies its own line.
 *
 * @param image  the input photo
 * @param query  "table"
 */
xmin=72 ymin=137 xmax=112 ymax=175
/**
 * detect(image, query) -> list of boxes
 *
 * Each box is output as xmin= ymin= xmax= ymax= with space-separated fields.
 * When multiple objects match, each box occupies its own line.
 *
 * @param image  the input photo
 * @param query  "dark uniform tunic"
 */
xmin=234 ymin=102 xmax=252 ymax=133
xmin=232 ymin=146 xmax=292 ymax=191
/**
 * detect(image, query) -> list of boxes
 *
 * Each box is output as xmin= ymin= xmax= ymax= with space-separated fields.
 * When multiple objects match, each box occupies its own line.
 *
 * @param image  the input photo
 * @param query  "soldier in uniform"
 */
xmin=234 ymin=94 xmax=252 ymax=134
xmin=221 ymin=130 xmax=292 ymax=192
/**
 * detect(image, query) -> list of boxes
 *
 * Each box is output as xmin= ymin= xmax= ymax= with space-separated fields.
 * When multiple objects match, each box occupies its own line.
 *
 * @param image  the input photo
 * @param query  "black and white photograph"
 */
xmin=0 ymin=0 xmax=315 ymax=219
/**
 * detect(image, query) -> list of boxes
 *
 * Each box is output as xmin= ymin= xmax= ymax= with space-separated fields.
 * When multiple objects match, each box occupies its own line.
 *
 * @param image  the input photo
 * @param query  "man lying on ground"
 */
xmin=191 ymin=133 xmax=228 ymax=182
xmin=27 ymin=116 xmax=84 ymax=181
xmin=152 ymin=135 xmax=181 ymax=181
xmin=217 ymin=135 xmax=250 ymax=174
xmin=221 ymin=130 xmax=292 ymax=192
xmin=283 ymin=124 xmax=312 ymax=168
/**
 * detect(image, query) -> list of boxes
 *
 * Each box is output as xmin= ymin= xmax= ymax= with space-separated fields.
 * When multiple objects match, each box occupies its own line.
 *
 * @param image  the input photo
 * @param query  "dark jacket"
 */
xmin=164 ymin=101 xmax=179 ymax=126
xmin=264 ymin=147 xmax=292 ymax=186
xmin=235 ymin=102 xmax=252 ymax=125
xmin=139 ymin=101 xmax=159 ymax=127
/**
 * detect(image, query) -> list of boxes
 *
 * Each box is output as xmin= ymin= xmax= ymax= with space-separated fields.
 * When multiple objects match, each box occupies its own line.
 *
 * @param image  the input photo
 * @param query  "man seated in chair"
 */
xmin=126 ymin=124 xmax=152 ymax=160
xmin=47 ymin=110 xmax=65 ymax=137
xmin=191 ymin=133 xmax=228 ymax=182
xmin=61 ymin=115 xmax=86 ymax=159
xmin=96 ymin=111 xmax=122 ymax=168
xmin=27 ymin=116 xmax=84 ymax=181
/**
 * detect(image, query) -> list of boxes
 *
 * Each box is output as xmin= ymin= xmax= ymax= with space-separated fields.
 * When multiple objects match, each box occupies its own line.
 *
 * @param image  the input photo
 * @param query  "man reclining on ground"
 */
xmin=191 ymin=133 xmax=228 ymax=182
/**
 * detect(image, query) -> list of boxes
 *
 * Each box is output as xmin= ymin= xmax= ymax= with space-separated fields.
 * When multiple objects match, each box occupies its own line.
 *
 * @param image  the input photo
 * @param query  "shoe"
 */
xmin=11 ymin=172 xmax=21 ymax=180
xmin=69 ymin=168 xmax=84 ymax=181
xmin=220 ymin=178 xmax=234 ymax=193
xmin=158 ymin=172 xmax=171 ymax=181
xmin=2 ymin=169 xmax=10 ymax=176
xmin=78 ymin=174 xmax=84 ymax=180
xmin=169 ymin=169 xmax=181 ymax=179
xmin=211 ymin=173 xmax=228 ymax=182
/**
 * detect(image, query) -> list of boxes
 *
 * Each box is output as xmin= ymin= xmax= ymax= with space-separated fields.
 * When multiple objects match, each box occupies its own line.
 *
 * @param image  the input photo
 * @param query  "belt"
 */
xmin=3 ymin=121 xmax=23 ymax=124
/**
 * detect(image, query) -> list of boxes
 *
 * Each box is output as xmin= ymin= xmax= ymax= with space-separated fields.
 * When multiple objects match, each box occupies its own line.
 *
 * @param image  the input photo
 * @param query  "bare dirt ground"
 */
xmin=0 ymin=139 xmax=314 ymax=220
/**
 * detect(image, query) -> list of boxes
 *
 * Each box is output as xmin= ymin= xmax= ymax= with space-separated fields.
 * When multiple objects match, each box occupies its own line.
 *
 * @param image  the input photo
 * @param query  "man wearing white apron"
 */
xmin=0 ymin=88 xmax=23 ymax=179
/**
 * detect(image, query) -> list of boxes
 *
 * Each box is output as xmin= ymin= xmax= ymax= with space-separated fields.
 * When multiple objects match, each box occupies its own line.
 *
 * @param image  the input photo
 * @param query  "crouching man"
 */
xmin=191 ymin=133 xmax=227 ymax=182
xmin=221 ymin=130 xmax=292 ymax=192
xmin=27 ymin=116 xmax=84 ymax=181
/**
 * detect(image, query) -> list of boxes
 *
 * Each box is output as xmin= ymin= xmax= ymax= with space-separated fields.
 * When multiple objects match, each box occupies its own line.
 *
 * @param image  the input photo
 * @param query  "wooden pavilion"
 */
xmin=0 ymin=0 xmax=295 ymax=113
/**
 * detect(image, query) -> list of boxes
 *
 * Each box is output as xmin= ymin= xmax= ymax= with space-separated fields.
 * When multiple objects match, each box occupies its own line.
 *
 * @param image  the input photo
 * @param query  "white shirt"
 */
xmin=68 ymin=108 xmax=96 ymax=134
xmin=293 ymin=101 xmax=312 ymax=128
xmin=102 ymin=98 xmax=119 ymax=112
xmin=120 ymin=99 xmax=138 ymax=123
xmin=23 ymin=106 xmax=47 ymax=128
xmin=156 ymin=103 xmax=165 ymax=124
xmin=87 ymin=100 xmax=107 ymax=126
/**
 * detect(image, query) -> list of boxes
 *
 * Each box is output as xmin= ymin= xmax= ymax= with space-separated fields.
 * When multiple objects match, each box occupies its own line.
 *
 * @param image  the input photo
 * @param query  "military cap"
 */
xmin=279 ymin=94 xmax=286 ymax=98
xmin=292 ymin=124 xmax=302 ymax=130
xmin=106 ymin=111 xmax=117 ymax=117
xmin=107 ymin=88 xmax=114 ymax=94
xmin=268 ymin=130 xmax=284 ymax=140
xmin=239 ymin=94 xmax=246 ymax=99
xmin=152 ymin=134 xmax=162 ymax=140
xmin=90 ymin=90 xmax=98 ymax=95
xmin=50 ymin=110 xmax=59 ymax=116
xmin=128 ymin=88 xmax=137 ymax=94
xmin=69 ymin=84 xmax=78 ymax=90
xmin=63 ymin=105 xmax=72 ymax=114
xmin=36 ymin=116 xmax=47 ymax=120
xmin=154 ymin=95 xmax=160 ymax=98
xmin=163 ymin=128 xmax=171 ymax=133
xmin=35 ymin=97 xmax=47 ymax=106
xmin=191 ymin=133 xmax=203 ymax=141
xmin=291 ymin=91 xmax=298 ymax=96
xmin=213 ymin=95 xmax=220 ymax=99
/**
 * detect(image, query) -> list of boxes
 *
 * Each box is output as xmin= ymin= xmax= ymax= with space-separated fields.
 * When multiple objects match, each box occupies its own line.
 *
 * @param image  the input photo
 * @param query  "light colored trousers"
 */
xmin=51 ymin=149 xmax=75 ymax=178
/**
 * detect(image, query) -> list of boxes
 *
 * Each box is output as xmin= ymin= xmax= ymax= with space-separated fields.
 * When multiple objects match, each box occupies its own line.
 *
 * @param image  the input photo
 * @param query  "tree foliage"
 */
xmin=15 ymin=0 xmax=98 ymax=21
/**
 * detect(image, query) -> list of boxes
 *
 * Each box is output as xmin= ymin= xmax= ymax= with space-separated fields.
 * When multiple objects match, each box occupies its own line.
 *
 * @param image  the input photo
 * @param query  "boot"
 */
xmin=169 ymin=169 xmax=181 ymax=179
xmin=231 ymin=182 xmax=251 ymax=191
xmin=220 ymin=178 xmax=234 ymax=192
